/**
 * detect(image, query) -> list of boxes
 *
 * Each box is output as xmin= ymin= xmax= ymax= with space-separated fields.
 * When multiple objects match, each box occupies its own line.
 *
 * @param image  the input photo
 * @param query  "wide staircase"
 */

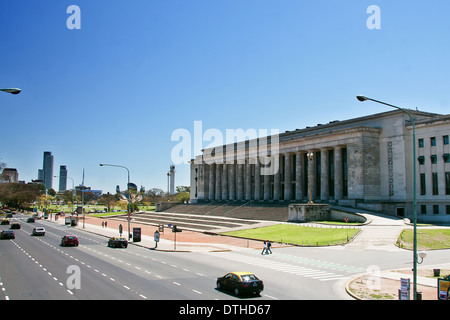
xmin=108 ymin=202 xmax=290 ymax=233
xmin=163 ymin=201 xmax=290 ymax=221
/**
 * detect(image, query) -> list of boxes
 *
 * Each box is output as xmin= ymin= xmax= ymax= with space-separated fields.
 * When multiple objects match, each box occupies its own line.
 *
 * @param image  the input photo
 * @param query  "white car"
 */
xmin=32 ymin=227 xmax=45 ymax=236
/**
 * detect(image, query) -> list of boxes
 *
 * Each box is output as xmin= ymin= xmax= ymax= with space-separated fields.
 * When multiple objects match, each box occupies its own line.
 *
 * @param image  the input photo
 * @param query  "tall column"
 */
xmin=284 ymin=153 xmax=292 ymax=200
xmin=295 ymin=151 xmax=304 ymax=200
xmin=263 ymin=170 xmax=271 ymax=200
xmin=245 ymin=160 xmax=252 ymax=200
xmin=308 ymin=151 xmax=317 ymax=201
xmin=273 ymin=155 xmax=281 ymax=201
xmin=222 ymin=163 xmax=228 ymax=200
xmin=237 ymin=163 xmax=244 ymax=200
xmin=229 ymin=162 xmax=236 ymax=200
xmin=334 ymin=146 xmax=343 ymax=200
xmin=321 ymin=148 xmax=329 ymax=201
xmin=215 ymin=164 xmax=222 ymax=200
xmin=209 ymin=164 xmax=215 ymax=201
xmin=254 ymin=159 xmax=261 ymax=200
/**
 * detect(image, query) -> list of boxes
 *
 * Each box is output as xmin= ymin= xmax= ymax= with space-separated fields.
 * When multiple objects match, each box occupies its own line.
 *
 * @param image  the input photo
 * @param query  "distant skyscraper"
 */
xmin=59 ymin=165 xmax=67 ymax=192
xmin=42 ymin=151 xmax=54 ymax=190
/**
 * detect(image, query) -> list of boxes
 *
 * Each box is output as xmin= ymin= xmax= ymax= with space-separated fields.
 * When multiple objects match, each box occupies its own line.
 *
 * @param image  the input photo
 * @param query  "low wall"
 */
xmin=288 ymin=204 xmax=330 ymax=222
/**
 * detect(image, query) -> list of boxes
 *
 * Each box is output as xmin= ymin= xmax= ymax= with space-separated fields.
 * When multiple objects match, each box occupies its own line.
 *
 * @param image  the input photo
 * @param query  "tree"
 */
xmin=98 ymin=192 xmax=119 ymax=212
xmin=0 ymin=183 xmax=44 ymax=209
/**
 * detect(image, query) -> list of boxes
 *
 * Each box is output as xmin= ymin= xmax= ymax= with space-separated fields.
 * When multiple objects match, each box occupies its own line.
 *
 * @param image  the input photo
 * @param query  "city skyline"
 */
xmin=1 ymin=1 xmax=450 ymax=194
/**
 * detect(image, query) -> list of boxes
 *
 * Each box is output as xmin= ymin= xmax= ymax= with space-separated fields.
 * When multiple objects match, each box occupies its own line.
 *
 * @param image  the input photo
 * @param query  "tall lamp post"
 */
xmin=356 ymin=95 xmax=418 ymax=300
xmin=99 ymin=163 xmax=131 ymax=239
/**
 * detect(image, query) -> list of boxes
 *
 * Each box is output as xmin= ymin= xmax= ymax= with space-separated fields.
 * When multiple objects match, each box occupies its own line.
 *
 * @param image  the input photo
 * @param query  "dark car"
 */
xmin=10 ymin=222 xmax=21 ymax=229
xmin=27 ymin=217 xmax=35 ymax=223
xmin=108 ymin=237 xmax=128 ymax=248
xmin=216 ymin=272 xmax=264 ymax=296
xmin=1 ymin=230 xmax=15 ymax=239
xmin=1 ymin=219 xmax=9 ymax=225
xmin=61 ymin=235 xmax=79 ymax=247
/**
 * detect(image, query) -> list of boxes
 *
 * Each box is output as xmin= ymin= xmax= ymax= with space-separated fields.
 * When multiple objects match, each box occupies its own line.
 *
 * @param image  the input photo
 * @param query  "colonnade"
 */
xmin=196 ymin=146 xmax=348 ymax=202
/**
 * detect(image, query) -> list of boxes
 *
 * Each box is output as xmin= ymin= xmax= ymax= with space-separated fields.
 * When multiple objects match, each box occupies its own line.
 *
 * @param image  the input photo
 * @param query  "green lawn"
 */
xmin=222 ymin=224 xmax=359 ymax=246
xmin=398 ymin=228 xmax=450 ymax=250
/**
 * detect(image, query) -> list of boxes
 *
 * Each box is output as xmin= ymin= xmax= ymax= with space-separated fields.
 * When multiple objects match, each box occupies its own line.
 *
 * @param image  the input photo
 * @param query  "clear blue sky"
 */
xmin=1 ymin=0 xmax=449 ymax=194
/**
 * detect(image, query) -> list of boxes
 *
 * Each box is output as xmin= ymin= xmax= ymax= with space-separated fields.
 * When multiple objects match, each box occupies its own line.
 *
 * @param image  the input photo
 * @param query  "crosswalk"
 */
xmin=208 ymin=250 xmax=364 ymax=282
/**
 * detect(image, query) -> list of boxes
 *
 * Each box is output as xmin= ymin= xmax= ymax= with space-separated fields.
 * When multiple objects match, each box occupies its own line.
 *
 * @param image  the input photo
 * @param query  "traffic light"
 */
xmin=172 ymin=225 xmax=182 ymax=233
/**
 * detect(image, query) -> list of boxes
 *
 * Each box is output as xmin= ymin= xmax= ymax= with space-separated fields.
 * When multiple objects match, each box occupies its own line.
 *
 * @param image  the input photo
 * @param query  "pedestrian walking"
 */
xmin=102 ymin=221 xmax=104 ymax=228
xmin=266 ymin=241 xmax=272 ymax=254
xmin=105 ymin=221 xmax=107 ymax=228
xmin=261 ymin=241 xmax=267 ymax=255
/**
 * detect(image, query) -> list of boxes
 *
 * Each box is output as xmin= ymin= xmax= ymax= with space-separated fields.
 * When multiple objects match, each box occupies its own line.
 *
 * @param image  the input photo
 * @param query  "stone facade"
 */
xmin=190 ymin=110 xmax=450 ymax=223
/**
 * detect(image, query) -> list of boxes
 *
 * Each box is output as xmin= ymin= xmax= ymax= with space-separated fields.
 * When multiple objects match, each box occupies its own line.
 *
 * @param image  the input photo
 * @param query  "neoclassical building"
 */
xmin=190 ymin=110 xmax=450 ymax=223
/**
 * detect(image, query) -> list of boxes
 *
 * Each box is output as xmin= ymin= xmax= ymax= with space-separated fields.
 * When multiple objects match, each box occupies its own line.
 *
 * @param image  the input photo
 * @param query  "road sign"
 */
xmin=344 ymin=217 xmax=349 ymax=223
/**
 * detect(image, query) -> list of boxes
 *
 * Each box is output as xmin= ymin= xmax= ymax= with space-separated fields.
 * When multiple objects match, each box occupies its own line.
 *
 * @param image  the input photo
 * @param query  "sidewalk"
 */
xmin=52 ymin=215 xmax=285 ymax=252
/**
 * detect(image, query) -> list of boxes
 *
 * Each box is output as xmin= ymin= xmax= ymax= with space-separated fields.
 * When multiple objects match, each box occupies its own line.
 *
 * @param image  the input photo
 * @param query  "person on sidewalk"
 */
xmin=261 ymin=241 xmax=267 ymax=255
xmin=266 ymin=241 xmax=272 ymax=254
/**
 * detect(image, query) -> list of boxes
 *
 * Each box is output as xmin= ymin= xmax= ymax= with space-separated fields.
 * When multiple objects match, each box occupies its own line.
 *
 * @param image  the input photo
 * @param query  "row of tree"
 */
xmin=0 ymin=182 xmax=190 ymax=212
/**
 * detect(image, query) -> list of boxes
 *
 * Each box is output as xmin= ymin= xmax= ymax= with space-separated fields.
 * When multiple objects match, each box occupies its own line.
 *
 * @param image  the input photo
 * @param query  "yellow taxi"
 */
xmin=216 ymin=271 xmax=264 ymax=296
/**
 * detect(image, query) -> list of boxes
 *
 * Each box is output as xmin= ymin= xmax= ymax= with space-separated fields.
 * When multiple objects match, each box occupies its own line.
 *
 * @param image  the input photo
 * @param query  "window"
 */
xmin=446 ymin=172 xmax=450 ymax=195
xmin=444 ymin=154 xmax=450 ymax=163
xmin=447 ymin=205 xmax=450 ymax=215
xmin=431 ymin=155 xmax=437 ymax=164
xmin=418 ymin=138 xmax=424 ymax=148
xmin=420 ymin=205 xmax=427 ymax=214
xmin=418 ymin=156 xmax=425 ymax=165
xmin=444 ymin=135 xmax=449 ymax=145
xmin=432 ymin=173 xmax=439 ymax=195
xmin=431 ymin=137 xmax=436 ymax=146
xmin=420 ymin=173 xmax=426 ymax=195
xmin=433 ymin=205 xmax=440 ymax=215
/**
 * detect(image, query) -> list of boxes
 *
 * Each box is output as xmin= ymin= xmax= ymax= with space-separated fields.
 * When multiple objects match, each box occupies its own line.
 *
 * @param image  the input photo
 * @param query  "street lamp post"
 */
xmin=99 ymin=163 xmax=131 ymax=240
xmin=356 ymin=95 xmax=418 ymax=300
xmin=0 ymin=88 xmax=21 ymax=95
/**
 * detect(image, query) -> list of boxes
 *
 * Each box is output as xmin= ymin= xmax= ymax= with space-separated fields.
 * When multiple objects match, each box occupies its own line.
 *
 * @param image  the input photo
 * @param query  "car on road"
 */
xmin=10 ymin=222 xmax=21 ymax=229
xmin=61 ymin=235 xmax=79 ymax=247
xmin=27 ymin=217 xmax=35 ymax=223
xmin=216 ymin=271 xmax=264 ymax=296
xmin=1 ymin=230 xmax=15 ymax=239
xmin=108 ymin=237 xmax=128 ymax=248
xmin=1 ymin=219 xmax=10 ymax=225
xmin=32 ymin=227 xmax=46 ymax=236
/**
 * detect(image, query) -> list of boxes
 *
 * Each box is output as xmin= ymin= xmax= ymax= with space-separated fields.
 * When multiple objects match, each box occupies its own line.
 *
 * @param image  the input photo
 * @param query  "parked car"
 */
xmin=61 ymin=235 xmax=79 ymax=247
xmin=10 ymin=222 xmax=21 ymax=229
xmin=216 ymin=272 xmax=264 ymax=296
xmin=32 ymin=227 xmax=46 ymax=236
xmin=108 ymin=237 xmax=128 ymax=248
xmin=1 ymin=230 xmax=15 ymax=239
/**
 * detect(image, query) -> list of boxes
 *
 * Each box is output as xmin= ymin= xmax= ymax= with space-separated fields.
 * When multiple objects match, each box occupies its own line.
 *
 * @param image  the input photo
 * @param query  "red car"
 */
xmin=61 ymin=235 xmax=79 ymax=247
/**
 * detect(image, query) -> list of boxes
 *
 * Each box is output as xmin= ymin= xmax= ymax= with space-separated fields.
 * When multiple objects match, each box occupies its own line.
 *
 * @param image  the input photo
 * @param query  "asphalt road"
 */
xmin=2 ymin=213 xmax=450 ymax=301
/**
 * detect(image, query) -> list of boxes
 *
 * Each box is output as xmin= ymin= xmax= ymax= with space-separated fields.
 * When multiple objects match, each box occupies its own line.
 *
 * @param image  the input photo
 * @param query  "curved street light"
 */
xmin=0 ymin=88 xmax=21 ymax=95
xmin=356 ymin=95 xmax=418 ymax=300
